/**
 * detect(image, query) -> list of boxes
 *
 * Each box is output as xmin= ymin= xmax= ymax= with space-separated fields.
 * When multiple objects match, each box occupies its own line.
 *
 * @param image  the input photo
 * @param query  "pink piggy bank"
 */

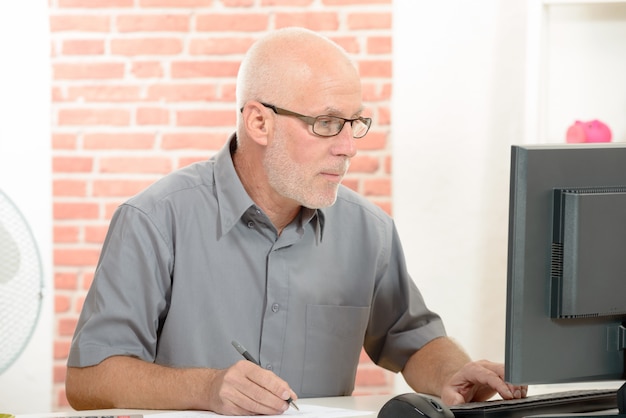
xmin=566 ymin=120 xmax=612 ymax=143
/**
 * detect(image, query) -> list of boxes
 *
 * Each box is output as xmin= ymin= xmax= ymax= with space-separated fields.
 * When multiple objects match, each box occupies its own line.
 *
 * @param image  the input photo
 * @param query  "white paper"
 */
xmin=146 ymin=404 xmax=372 ymax=417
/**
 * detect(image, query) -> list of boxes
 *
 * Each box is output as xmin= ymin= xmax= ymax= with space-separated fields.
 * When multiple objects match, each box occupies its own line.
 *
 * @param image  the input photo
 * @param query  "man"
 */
xmin=65 ymin=27 xmax=526 ymax=416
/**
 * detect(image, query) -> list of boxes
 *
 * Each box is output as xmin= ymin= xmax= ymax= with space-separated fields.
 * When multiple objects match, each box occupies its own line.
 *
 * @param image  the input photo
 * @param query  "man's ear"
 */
xmin=241 ymin=101 xmax=272 ymax=146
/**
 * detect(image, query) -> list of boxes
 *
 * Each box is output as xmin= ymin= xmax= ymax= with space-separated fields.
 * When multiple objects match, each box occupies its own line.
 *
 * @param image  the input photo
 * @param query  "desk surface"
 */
xmin=14 ymin=394 xmax=390 ymax=418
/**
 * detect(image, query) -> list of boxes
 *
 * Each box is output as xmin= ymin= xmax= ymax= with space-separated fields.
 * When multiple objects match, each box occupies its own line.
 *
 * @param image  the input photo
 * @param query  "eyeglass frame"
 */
xmin=240 ymin=102 xmax=372 ymax=139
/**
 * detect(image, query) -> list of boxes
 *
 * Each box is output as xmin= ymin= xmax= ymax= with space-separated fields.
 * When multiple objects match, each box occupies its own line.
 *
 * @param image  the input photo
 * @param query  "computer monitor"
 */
xmin=504 ymin=144 xmax=626 ymax=397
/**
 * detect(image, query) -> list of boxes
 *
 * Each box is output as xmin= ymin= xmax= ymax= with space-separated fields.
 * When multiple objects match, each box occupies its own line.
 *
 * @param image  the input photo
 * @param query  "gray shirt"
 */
xmin=68 ymin=135 xmax=446 ymax=397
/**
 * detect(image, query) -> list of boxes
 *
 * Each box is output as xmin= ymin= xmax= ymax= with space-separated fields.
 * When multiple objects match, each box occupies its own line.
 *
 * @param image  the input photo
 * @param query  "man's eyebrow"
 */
xmin=322 ymin=106 xmax=364 ymax=118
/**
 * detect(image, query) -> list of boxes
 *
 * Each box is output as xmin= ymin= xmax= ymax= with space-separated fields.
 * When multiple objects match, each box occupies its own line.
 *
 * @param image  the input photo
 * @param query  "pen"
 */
xmin=231 ymin=340 xmax=300 ymax=411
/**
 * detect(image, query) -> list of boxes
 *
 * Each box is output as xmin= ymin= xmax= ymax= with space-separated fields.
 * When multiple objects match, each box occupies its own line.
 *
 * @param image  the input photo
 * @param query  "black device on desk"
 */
xmin=494 ymin=144 xmax=626 ymax=417
xmin=378 ymin=393 xmax=454 ymax=418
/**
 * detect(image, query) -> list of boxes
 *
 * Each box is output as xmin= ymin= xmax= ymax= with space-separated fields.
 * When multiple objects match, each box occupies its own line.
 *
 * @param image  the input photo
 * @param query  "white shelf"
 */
xmin=525 ymin=0 xmax=626 ymax=143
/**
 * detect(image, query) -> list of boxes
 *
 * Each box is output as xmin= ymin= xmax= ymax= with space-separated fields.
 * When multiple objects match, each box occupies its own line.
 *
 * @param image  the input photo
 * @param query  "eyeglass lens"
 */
xmin=313 ymin=116 xmax=370 ymax=138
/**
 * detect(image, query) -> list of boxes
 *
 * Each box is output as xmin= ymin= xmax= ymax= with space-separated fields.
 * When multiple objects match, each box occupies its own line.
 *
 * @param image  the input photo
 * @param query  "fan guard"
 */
xmin=0 ymin=190 xmax=44 ymax=374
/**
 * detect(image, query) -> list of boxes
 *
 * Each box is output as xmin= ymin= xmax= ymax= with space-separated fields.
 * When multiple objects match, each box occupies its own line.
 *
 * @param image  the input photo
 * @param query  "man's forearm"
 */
xmin=401 ymin=336 xmax=471 ymax=396
xmin=66 ymin=355 xmax=218 ymax=411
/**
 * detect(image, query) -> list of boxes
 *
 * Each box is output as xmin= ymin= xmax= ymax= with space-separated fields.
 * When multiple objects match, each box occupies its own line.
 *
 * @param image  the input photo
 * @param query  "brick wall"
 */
xmin=49 ymin=0 xmax=394 ymax=409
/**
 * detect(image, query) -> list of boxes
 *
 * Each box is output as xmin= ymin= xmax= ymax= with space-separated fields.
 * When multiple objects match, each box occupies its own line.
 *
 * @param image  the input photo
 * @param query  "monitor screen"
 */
xmin=505 ymin=143 xmax=626 ymax=386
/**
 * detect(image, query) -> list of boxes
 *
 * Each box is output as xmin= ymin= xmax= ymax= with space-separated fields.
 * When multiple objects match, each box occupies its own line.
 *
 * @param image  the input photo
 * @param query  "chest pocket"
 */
xmin=301 ymin=304 xmax=370 ymax=397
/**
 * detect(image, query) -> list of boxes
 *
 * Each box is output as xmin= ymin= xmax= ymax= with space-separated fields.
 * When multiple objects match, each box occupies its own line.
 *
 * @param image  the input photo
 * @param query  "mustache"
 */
xmin=325 ymin=159 xmax=350 ymax=176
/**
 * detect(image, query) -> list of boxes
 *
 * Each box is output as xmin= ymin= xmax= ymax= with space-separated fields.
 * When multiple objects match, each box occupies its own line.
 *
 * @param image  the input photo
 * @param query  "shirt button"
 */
xmin=271 ymin=303 xmax=280 ymax=313
xmin=266 ymin=364 xmax=273 ymax=371
xmin=247 ymin=221 xmax=254 ymax=228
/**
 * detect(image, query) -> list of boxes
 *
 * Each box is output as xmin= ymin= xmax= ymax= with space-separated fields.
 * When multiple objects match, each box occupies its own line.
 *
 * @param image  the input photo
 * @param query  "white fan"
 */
xmin=0 ymin=189 xmax=44 ymax=374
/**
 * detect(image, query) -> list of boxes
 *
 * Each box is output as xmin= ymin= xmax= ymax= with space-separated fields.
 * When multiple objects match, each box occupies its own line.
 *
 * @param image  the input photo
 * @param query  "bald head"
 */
xmin=236 ymin=28 xmax=360 ymax=111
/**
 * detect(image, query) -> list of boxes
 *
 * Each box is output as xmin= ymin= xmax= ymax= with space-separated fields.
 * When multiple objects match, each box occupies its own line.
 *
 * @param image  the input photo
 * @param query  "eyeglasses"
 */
xmin=259 ymin=102 xmax=372 ymax=139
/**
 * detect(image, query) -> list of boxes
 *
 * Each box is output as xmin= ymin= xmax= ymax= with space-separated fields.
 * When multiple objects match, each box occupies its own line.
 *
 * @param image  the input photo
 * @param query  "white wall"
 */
xmin=391 ymin=0 xmax=527 ymax=392
xmin=0 ymin=1 xmax=53 ymax=413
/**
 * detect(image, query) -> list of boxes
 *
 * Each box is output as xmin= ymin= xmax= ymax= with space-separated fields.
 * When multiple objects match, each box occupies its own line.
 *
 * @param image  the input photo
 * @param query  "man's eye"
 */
xmin=316 ymin=117 xmax=334 ymax=128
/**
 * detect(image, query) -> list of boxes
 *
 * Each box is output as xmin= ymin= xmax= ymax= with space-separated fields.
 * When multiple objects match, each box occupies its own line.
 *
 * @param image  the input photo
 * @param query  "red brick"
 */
xmin=381 ymin=82 xmax=392 ymax=100
xmin=196 ymin=14 xmax=269 ymax=32
xmin=53 ymin=62 xmax=125 ymax=80
xmin=189 ymin=37 xmax=255 ymax=56
xmin=59 ymin=0 xmax=133 ymax=6
xmin=55 ymin=272 xmax=79 ymax=289
xmin=58 ymin=108 xmax=131 ymax=126
xmin=136 ymin=107 xmax=170 ymax=125
xmin=53 ymin=202 xmax=100 ymax=220
xmin=57 ymin=317 xmax=79 ymax=336
xmin=275 ymin=12 xmax=340 ymax=30
xmin=347 ymin=12 xmax=392 ymax=30
xmin=261 ymin=0 xmax=313 ymax=5
xmin=330 ymin=36 xmax=361 ymax=54
xmin=83 ymin=133 xmax=155 ymax=150
xmin=53 ymin=156 xmax=93 ymax=172
xmin=367 ymin=36 xmax=392 ymax=54
xmin=354 ymin=366 xmax=390 ymax=387
xmin=171 ymin=61 xmax=240 ymax=78
xmin=349 ymin=155 xmax=379 ymax=173
xmin=363 ymin=178 xmax=391 ymax=196
xmin=92 ymin=179 xmax=156 ymax=197
xmin=384 ymin=155 xmax=392 ymax=174
xmin=358 ymin=59 xmax=392 ymax=78
xmin=176 ymin=109 xmax=236 ymax=127
xmin=52 ymin=133 xmax=78 ymax=150
xmin=52 ymin=86 xmax=65 ymax=102
xmin=220 ymin=83 xmax=237 ymax=101
xmin=67 ymin=85 xmax=141 ymax=102
xmin=54 ymin=248 xmax=101 ymax=267
xmin=54 ymin=226 xmax=80 ymax=244
xmin=222 ymin=0 xmax=255 ymax=5
xmin=53 ymin=179 xmax=88 ymax=197
xmin=111 ymin=38 xmax=183 ymax=56
xmin=54 ymin=340 xmax=71 ymax=360
xmin=162 ymin=132 xmax=228 ymax=150
xmin=323 ymin=0 xmax=390 ymax=4
xmin=55 ymin=295 xmax=72 ymax=313
xmin=356 ymin=131 xmax=386 ymax=150
xmin=377 ymin=105 xmax=390 ymax=126
xmin=140 ymin=0 xmax=212 ymax=6
xmin=132 ymin=61 xmax=164 ymax=78
xmin=341 ymin=178 xmax=358 ymax=192
xmin=99 ymin=156 xmax=172 ymax=174
xmin=49 ymin=15 xmax=111 ymax=32
xmin=362 ymin=82 xmax=391 ymax=101
xmin=146 ymin=84 xmax=218 ymax=102
xmin=53 ymin=364 xmax=68 ymax=384
xmin=62 ymin=39 xmax=105 ymax=55
xmin=116 ymin=14 xmax=190 ymax=32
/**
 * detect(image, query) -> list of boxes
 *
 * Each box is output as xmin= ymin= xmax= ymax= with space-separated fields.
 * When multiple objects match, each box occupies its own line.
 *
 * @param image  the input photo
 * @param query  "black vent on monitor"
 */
xmin=550 ymin=242 xmax=563 ymax=280
xmin=550 ymin=242 xmax=564 ymax=318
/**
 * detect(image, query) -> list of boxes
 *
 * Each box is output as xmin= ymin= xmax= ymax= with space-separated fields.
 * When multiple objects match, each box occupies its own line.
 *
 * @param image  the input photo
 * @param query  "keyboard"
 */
xmin=450 ymin=389 xmax=618 ymax=418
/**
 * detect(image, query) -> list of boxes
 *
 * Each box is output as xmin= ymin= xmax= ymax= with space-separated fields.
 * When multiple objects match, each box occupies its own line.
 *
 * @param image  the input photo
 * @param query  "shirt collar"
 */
xmin=214 ymin=134 xmax=326 ymax=243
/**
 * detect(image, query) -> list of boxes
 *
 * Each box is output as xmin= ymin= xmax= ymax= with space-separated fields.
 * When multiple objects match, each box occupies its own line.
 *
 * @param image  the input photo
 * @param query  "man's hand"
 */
xmin=66 ymin=356 xmax=297 ymax=415
xmin=208 ymin=360 xmax=298 ymax=415
xmin=440 ymin=359 xmax=528 ymax=405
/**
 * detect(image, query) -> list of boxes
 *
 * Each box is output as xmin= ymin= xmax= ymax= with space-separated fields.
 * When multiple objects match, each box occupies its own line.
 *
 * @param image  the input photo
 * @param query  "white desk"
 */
xmin=14 ymin=395 xmax=390 ymax=418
